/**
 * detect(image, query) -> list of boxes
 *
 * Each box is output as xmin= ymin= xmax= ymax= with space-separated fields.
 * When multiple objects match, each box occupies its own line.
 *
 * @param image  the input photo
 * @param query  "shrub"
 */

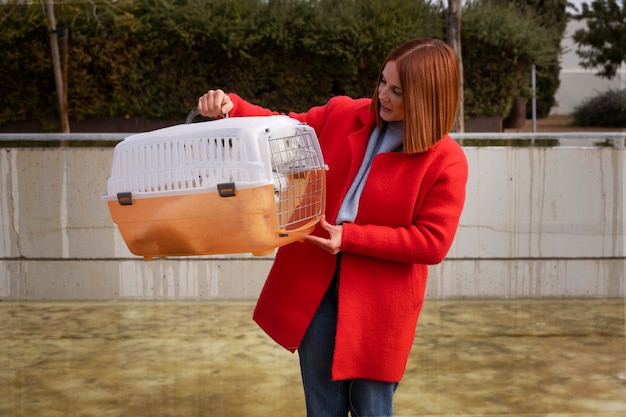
xmin=462 ymin=1 xmax=560 ymax=118
xmin=571 ymin=89 xmax=626 ymax=128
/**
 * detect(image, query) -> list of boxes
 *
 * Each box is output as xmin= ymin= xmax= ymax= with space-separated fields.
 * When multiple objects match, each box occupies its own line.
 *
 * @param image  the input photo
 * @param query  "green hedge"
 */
xmin=0 ymin=0 xmax=441 ymax=128
xmin=0 ymin=0 xmax=561 ymax=131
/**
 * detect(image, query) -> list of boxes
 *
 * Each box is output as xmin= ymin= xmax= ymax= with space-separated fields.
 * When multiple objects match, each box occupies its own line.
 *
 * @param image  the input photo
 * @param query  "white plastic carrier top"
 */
xmin=105 ymin=115 xmax=326 ymax=199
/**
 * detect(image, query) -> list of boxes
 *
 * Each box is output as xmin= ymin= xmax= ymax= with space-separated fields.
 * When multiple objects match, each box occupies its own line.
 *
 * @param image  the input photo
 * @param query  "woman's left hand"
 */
xmin=304 ymin=215 xmax=343 ymax=255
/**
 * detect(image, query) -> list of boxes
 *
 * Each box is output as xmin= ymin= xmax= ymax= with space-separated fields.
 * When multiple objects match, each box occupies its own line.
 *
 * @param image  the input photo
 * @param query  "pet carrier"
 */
xmin=103 ymin=115 xmax=326 ymax=260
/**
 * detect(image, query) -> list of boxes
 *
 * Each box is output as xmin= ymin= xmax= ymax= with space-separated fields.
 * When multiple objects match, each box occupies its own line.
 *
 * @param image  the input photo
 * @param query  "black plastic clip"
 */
xmin=217 ymin=182 xmax=236 ymax=197
xmin=117 ymin=192 xmax=133 ymax=206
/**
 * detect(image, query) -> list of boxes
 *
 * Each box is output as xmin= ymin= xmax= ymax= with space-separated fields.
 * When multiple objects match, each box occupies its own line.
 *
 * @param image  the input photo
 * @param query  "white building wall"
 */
xmin=551 ymin=19 xmax=626 ymax=115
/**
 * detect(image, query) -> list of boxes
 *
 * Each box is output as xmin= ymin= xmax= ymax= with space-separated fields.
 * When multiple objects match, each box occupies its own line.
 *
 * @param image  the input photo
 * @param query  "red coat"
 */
xmin=227 ymin=94 xmax=468 ymax=382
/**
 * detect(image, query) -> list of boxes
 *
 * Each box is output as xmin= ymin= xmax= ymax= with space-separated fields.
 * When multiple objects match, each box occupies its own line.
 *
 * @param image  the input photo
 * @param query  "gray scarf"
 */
xmin=336 ymin=122 xmax=403 ymax=224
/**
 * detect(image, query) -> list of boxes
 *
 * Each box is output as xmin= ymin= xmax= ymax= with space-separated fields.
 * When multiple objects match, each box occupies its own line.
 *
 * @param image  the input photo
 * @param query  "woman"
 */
xmin=198 ymin=37 xmax=468 ymax=417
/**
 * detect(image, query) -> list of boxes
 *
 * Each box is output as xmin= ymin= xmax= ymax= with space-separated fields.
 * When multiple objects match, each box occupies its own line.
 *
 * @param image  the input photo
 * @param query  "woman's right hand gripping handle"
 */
xmin=197 ymin=89 xmax=234 ymax=118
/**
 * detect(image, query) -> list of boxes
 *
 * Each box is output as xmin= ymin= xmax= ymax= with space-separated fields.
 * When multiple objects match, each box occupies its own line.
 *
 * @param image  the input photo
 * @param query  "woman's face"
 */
xmin=378 ymin=60 xmax=404 ymax=122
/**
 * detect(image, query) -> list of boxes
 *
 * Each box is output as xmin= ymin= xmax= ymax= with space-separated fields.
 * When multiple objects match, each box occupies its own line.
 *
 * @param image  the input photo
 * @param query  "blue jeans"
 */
xmin=298 ymin=261 xmax=399 ymax=417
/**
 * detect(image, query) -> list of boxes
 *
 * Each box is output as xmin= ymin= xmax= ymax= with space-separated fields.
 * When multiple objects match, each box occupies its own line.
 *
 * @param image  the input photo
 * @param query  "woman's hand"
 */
xmin=304 ymin=215 xmax=343 ymax=255
xmin=197 ymin=89 xmax=234 ymax=118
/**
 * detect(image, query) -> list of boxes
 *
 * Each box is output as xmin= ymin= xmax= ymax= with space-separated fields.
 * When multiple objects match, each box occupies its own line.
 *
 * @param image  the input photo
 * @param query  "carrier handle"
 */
xmin=186 ymin=107 xmax=229 ymax=124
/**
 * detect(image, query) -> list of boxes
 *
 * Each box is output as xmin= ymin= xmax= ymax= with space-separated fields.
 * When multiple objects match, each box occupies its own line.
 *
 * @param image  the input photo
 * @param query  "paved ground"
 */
xmin=1 ymin=298 xmax=624 ymax=417
xmin=505 ymin=116 xmax=624 ymax=133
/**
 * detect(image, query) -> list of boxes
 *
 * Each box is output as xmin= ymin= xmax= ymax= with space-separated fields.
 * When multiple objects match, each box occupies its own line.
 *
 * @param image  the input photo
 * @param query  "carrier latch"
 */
xmin=217 ymin=182 xmax=236 ymax=198
xmin=117 ymin=192 xmax=133 ymax=206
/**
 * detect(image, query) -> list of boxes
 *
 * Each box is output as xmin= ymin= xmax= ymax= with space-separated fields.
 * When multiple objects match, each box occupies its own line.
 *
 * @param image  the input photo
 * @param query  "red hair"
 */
xmin=370 ymin=38 xmax=460 ymax=153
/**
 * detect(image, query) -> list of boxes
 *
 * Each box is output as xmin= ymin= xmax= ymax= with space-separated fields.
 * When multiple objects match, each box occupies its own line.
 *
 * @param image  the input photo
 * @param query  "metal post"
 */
xmin=531 ymin=64 xmax=537 ymax=133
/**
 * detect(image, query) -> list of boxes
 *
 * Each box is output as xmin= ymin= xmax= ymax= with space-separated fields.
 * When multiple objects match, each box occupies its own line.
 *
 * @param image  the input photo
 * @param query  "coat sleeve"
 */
xmin=226 ymin=94 xmax=278 ymax=117
xmin=227 ymin=94 xmax=359 ymax=137
xmin=340 ymin=145 xmax=468 ymax=265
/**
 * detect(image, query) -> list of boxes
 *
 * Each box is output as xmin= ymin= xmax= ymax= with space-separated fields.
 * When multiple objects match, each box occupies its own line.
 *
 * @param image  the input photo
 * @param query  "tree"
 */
xmin=447 ymin=0 xmax=464 ymax=132
xmin=572 ymin=0 xmax=626 ymax=79
xmin=44 ymin=0 xmax=70 ymax=133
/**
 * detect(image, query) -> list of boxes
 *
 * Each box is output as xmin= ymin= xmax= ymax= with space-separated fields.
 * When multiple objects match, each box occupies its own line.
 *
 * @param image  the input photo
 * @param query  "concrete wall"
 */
xmin=1 ymin=146 xmax=624 ymax=300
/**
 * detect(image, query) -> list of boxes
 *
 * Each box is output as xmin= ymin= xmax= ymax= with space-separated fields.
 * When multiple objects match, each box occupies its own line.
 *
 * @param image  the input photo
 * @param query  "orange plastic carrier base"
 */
xmin=107 ymin=175 xmax=324 ymax=260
